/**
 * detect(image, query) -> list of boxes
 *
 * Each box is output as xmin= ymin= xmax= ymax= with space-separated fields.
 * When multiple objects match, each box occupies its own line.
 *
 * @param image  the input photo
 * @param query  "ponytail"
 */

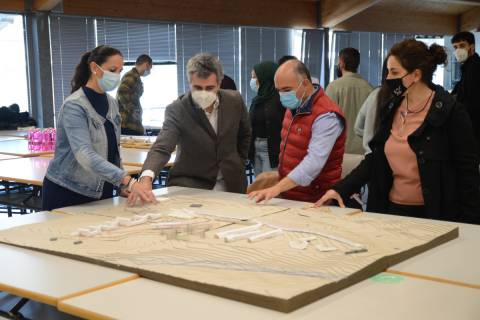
xmin=428 ymin=43 xmax=448 ymax=67
xmin=388 ymin=39 xmax=446 ymax=86
xmin=71 ymin=51 xmax=92 ymax=93
xmin=70 ymin=45 xmax=123 ymax=93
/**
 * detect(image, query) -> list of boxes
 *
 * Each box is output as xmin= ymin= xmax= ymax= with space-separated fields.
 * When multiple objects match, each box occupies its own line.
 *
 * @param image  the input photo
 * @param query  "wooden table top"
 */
xmin=120 ymin=147 xmax=175 ymax=167
xmin=0 ymin=130 xmax=29 ymax=138
xmin=0 ymin=212 xmax=138 ymax=306
xmin=0 ymin=157 xmax=141 ymax=186
xmin=57 ymin=273 xmax=480 ymax=320
xmin=0 ymin=136 xmax=25 ymax=142
xmin=0 ymin=154 xmax=21 ymax=161
xmin=0 ymin=140 xmax=53 ymax=157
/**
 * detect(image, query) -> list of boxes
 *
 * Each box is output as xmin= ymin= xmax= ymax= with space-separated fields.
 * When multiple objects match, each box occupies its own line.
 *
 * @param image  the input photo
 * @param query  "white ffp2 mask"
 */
xmin=454 ymin=48 xmax=469 ymax=63
xmin=192 ymin=90 xmax=217 ymax=109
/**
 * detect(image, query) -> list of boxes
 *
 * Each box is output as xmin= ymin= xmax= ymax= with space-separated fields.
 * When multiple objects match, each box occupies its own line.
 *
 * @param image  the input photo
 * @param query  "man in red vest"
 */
xmin=248 ymin=60 xmax=346 ymax=203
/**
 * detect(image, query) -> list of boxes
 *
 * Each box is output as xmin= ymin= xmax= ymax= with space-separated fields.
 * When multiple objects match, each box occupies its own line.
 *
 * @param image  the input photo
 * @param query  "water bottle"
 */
xmin=42 ymin=129 xmax=52 ymax=151
xmin=50 ymin=128 xmax=56 ymax=151
xmin=32 ymin=129 xmax=42 ymax=151
xmin=27 ymin=129 xmax=35 ymax=150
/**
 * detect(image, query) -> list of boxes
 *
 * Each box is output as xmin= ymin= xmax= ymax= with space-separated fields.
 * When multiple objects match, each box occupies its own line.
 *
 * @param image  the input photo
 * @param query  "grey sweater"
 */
xmin=354 ymin=87 xmax=380 ymax=154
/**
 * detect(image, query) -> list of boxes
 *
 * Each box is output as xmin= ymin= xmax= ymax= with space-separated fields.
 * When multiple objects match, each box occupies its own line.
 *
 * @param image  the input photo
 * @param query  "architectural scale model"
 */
xmin=0 ymin=195 xmax=458 ymax=312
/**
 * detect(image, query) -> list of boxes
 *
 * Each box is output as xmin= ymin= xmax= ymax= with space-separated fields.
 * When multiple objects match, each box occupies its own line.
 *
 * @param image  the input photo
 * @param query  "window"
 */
xmin=176 ymin=23 xmax=239 ymax=96
xmin=332 ymin=31 xmax=384 ymax=86
xmin=49 ymin=16 xmax=96 ymax=117
xmin=418 ymin=37 xmax=445 ymax=87
xmin=330 ymin=31 xmax=420 ymax=86
xmin=49 ymin=15 xmax=176 ymax=123
xmin=48 ymin=17 xmax=304 ymax=127
xmin=292 ymin=29 xmax=303 ymax=60
xmin=111 ymin=63 xmax=178 ymax=128
xmin=96 ymin=18 xmax=177 ymax=127
xmin=301 ymin=29 xmax=327 ymax=87
xmin=240 ymin=27 xmax=293 ymax=106
xmin=0 ymin=14 xmax=29 ymax=111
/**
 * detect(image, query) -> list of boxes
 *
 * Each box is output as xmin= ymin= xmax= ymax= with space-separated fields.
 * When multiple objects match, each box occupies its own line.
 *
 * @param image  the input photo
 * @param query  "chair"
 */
xmin=341 ymin=153 xmax=364 ymax=178
xmin=246 ymin=171 xmax=279 ymax=193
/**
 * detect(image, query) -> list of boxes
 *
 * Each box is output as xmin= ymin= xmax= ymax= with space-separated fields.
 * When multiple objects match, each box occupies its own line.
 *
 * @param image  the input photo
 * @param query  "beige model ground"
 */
xmin=0 ymin=196 xmax=457 ymax=312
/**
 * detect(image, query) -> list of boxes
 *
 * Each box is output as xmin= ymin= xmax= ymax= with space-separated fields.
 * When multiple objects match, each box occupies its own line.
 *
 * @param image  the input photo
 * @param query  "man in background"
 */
xmin=326 ymin=47 xmax=372 ymax=154
xmin=117 ymin=54 xmax=153 ymax=135
xmin=451 ymin=31 xmax=480 ymax=154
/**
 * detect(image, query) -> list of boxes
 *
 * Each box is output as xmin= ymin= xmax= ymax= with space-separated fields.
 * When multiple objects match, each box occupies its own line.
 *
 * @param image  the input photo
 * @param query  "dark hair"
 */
xmin=388 ymin=39 xmax=447 ymax=86
xmin=293 ymin=60 xmax=312 ymax=82
xmin=220 ymin=74 xmax=237 ymax=90
xmin=278 ymin=55 xmax=298 ymax=66
xmin=374 ymin=58 xmax=392 ymax=133
xmin=451 ymin=31 xmax=475 ymax=45
xmin=339 ymin=47 xmax=360 ymax=72
xmin=71 ymin=45 xmax=123 ymax=93
xmin=136 ymin=54 xmax=153 ymax=66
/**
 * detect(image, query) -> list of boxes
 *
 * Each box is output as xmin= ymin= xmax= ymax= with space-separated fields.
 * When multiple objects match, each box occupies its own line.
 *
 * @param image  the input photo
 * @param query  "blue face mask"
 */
xmin=96 ymin=64 xmax=121 ymax=92
xmin=250 ymin=78 xmax=258 ymax=93
xmin=279 ymin=80 xmax=305 ymax=110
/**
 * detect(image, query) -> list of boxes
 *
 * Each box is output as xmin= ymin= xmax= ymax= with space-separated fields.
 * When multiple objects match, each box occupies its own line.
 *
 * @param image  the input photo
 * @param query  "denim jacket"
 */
xmin=46 ymin=88 xmax=126 ymax=199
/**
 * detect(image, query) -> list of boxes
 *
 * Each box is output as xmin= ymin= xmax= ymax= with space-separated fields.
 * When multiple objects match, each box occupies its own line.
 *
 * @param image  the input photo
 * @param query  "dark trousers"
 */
xmin=42 ymin=178 xmax=113 ymax=211
xmin=387 ymin=202 xmax=426 ymax=218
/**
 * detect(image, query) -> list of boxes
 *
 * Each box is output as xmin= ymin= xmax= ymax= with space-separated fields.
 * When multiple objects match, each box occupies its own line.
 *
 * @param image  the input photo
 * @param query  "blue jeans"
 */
xmin=254 ymin=138 xmax=275 ymax=176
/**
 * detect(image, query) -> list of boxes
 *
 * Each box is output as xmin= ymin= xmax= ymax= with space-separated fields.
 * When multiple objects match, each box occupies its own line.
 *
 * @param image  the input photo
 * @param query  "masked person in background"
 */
xmin=451 ymin=31 xmax=480 ymax=155
xmin=248 ymin=61 xmax=285 ymax=176
xmin=128 ymin=53 xmax=251 ymax=205
xmin=117 ymin=54 xmax=153 ymax=136
xmin=43 ymin=45 xmax=149 ymax=211
xmin=317 ymin=39 xmax=480 ymax=224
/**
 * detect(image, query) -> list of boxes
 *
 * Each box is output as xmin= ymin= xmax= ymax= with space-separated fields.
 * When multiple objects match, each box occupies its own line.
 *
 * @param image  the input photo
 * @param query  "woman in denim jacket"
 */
xmin=43 ymin=45 xmax=154 ymax=210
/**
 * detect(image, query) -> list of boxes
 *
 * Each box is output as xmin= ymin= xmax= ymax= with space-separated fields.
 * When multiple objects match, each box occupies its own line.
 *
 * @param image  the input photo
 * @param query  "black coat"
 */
xmin=334 ymin=86 xmax=480 ymax=224
xmin=452 ymin=53 xmax=480 ymax=152
xmin=248 ymin=92 xmax=285 ymax=168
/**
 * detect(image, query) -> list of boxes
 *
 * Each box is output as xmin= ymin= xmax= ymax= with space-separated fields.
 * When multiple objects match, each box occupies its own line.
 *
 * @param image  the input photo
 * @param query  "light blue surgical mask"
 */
xmin=142 ymin=69 xmax=151 ymax=77
xmin=250 ymin=78 xmax=258 ymax=93
xmin=96 ymin=64 xmax=121 ymax=92
xmin=279 ymin=80 xmax=305 ymax=110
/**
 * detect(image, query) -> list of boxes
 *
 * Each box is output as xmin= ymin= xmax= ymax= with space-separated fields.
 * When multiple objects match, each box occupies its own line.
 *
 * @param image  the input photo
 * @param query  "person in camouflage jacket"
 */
xmin=117 ymin=54 xmax=152 ymax=135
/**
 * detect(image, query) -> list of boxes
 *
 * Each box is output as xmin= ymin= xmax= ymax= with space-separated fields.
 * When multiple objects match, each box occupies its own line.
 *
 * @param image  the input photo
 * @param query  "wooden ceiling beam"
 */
xmin=33 ymin=0 xmax=62 ymax=11
xmin=335 ymin=7 xmax=458 ymax=35
xmin=426 ymin=0 xmax=480 ymax=6
xmin=320 ymin=0 xmax=382 ymax=28
xmin=62 ymin=0 xmax=317 ymax=28
xmin=0 ymin=0 xmax=25 ymax=12
xmin=460 ymin=7 xmax=480 ymax=31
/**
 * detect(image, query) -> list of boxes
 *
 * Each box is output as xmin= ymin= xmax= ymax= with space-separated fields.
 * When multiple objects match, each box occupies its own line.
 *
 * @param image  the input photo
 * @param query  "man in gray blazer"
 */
xmin=128 ymin=53 xmax=251 ymax=205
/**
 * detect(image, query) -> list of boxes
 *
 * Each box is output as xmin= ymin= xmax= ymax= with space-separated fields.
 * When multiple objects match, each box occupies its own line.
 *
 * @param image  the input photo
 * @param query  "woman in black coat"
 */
xmin=317 ymin=39 xmax=480 ymax=224
xmin=248 ymin=61 xmax=285 ymax=176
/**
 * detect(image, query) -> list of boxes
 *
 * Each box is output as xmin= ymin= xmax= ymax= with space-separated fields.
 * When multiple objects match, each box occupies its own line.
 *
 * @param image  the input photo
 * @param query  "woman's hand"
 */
xmin=315 ymin=189 xmax=345 ymax=208
xmin=119 ymin=188 xmax=131 ymax=198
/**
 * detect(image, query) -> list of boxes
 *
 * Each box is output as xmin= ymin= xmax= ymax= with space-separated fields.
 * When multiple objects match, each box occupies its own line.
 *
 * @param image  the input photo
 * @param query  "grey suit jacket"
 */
xmin=142 ymin=89 xmax=252 ymax=193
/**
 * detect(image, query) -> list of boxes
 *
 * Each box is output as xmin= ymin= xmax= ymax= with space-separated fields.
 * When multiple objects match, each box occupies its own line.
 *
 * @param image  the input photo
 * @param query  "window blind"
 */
xmin=176 ymin=23 xmax=239 ymax=95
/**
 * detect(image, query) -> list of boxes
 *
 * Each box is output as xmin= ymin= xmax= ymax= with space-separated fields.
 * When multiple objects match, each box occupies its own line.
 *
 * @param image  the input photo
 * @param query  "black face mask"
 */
xmin=385 ymin=73 xmax=410 ymax=97
xmin=335 ymin=65 xmax=342 ymax=78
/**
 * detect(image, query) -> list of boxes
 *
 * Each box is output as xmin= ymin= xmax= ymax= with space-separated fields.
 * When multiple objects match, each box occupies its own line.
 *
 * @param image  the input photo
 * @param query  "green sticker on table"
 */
xmin=371 ymin=273 xmax=404 ymax=284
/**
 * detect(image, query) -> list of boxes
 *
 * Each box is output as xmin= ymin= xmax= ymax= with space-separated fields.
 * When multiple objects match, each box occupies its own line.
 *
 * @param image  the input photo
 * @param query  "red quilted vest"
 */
xmin=278 ymin=88 xmax=346 ymax=202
